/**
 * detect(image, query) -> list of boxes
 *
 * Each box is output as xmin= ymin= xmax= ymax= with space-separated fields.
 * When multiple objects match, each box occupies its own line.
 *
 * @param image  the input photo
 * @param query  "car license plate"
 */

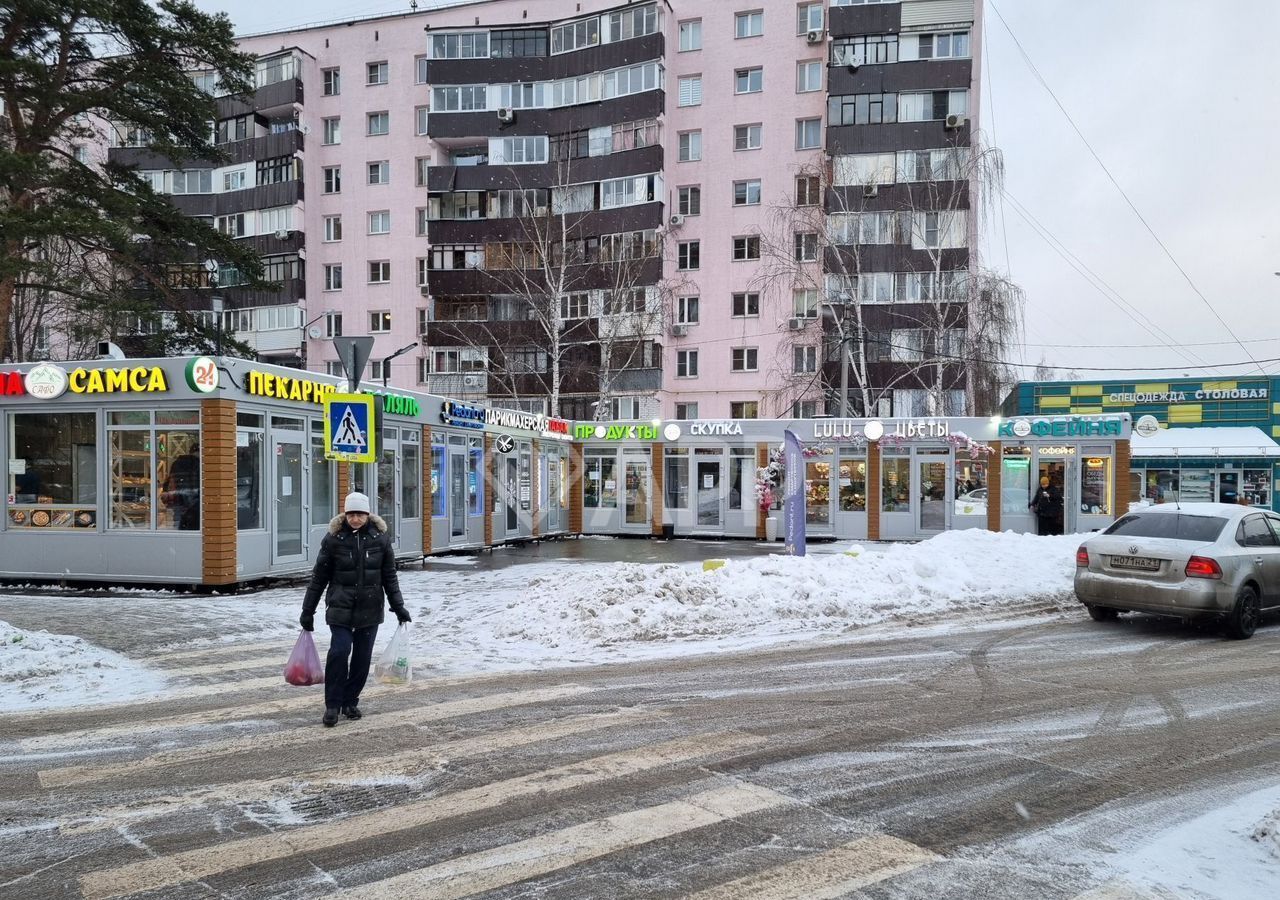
xmin=1110 ymin=555 xmax=1160 ymax=572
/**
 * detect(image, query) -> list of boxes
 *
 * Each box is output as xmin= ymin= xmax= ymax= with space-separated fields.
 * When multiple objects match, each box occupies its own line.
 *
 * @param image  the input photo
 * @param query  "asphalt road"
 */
xmin=2 ymin=610 xmax=1279 ymax=899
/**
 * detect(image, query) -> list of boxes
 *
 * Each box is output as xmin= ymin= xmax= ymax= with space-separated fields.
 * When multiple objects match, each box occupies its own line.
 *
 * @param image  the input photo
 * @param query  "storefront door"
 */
xmin=505 ymin=456 xmax=519 ymax=533
xmin=916 ymin=455 xmax=949 ymax=534
xmin=625 ymin=460 xmax=649 ymax=526
xmin=696 ymin=459 xmax=721 ymax=528
xmin=449 ymin=449 xmax=466 ymax=538
xmin=548 ymin=454 xmax=563 ymax=531
xmin=272 ymin=429 xmax=306 ymax=566
xmin=377 ymin=431 xmax=398 ymax=546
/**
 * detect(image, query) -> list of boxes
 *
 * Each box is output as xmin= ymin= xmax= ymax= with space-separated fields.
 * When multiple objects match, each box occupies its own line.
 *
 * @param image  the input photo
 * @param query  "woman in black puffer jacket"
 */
xmin=300 ymin=492 xmax=411 ymax=727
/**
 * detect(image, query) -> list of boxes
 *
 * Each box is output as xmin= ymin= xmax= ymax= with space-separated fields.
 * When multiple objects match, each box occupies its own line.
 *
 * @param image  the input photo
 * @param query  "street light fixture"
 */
xmin=382 ymin=342 xmax=419 ymax=387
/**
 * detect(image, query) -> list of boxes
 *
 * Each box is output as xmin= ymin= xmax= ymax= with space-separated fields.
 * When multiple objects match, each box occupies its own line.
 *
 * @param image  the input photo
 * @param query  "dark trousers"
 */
xmin=1037 ymin=514 xmax=1064 ymax=536
xmin=325 ymin=624 xmax=379 ymax=709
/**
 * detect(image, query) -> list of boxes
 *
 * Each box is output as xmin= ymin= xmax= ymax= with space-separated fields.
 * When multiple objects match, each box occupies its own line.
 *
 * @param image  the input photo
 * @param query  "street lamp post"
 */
xmin=299 ymin=308 xmax=339 ymax=370
xmin=382 ymin=342 xmax=419 ymax=387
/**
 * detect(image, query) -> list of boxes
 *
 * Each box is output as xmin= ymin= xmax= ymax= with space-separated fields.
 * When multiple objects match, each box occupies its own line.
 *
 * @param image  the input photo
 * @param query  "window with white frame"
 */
xmin=898 ymin=147 xmax=970 ymax=182
xmin=561 ymin=292 xmax=590 ymax=320
xmin=731 ymin=347 xmax=759 ymax=372
xmin=735 ymin=67 xmax=763 ymax=93
xmin=322 ymin=67 xmax=340 ymax=95
xmin=678 ymin=240 xmax=700 ymax=270
xmin=678 ymin=130 xmax=702 ymax=161
xmin=431 ymin=85 xmax=487 ymax=111
xmin=324 ymin=312 xmax=342 ymax=337
xmin=429 ymin=32 xmax=489 ymax=58
xmin=368 ymin=210 xmax=390 ymax=235
xmin=679 ymin=19 xmax=702 ymax=51
xmin=796 ymin=174 xmax=821 ymax=205
xmin=416 ymin=156 xmax=431 ymax=187
xmin=733 ymin=123 xmax=762 ymax=151
xmin=428 ymin=244 xmax=484 ymax=269
xmin=222 ymin=169 xmax=247 ymax=191
xmin=323 ymin=215 xmax=342 ymax=242
xmin=675 ymin=402 xmax=699 ymax=419
xmin=732 ymin=292 xmax=759 ymax=317
xmin=797 ymin=61 xmax=822 ymax=92
xmin=793 ymin=288 xmax=819 ymax=317
xmin=795 ymin=117 xmax=821 ymax=149
xmin=735 ymin=10 xmax=764 ymax=38
xmin=798 ymin=3 xmax=823 ymax=33
xmin=917 ymin=31 xmax=970 ymax=59
xmin=366 ymin=61 xmax=388 ymax=85
xmin=490 ymin=135 xmax=548 ymax=164
xmin=369 ymin=310 xmax=391 ymax=332
xmin=551 ymin=17 xmax=600 ymax=54
xmin=258 ymin=206 xmax=292 ymax=234
xmin=367 ymin=111 xmax=388 ymax=135
xmin=428 ymin=347 xmax=488 ymax=373
xmin=678 ymin=185 xmax=701 ymax=216
xmin=415 ymin=55 xmax=429 ymax=84
xmin=601 ymin=62 xmax=659 ymax=99
xmin=415 ymin=106 xmax=429 ymax=136
xmin=507 ymin=346 xmax=549 ymax=374
xmin=677 ymin=349 xmax=698 ymax=377
xmin=368 ymin=261 xmax=390 ymax=284
xmin=890 ymin=329 xmax=924 ymax=362
xmin=898 ymin=89 xmax=968 ymax=122
xmin=606 ymin=4 xmax=659 ymax=42
xmin=677 ymin=75 xmax=702 ymax=107
xmin=911 ymin=210 xmax=967 ymax=249
xmin=794 ymin=345 xmax=817 ymax=373
xmin=550 ymin=183 xmax=593 ymax=215
xmin=322 ymin=116 xmax=340 ymax=144
xmin=732 ymin=235 xmax=760 ymax=260
xmin=733 ymin=179 xmax=761 ymax=206
xmin=834 ymin=152 xmax=896 ymax=185
xmin=367 ymin=160 xmax=389 ymax=184
xmin=215 ymin=213 xmax=246 ymax=237
xmin=324 ymin=264 xmax=342 ymax=291
xmin=600 ymin=174 xmax=655 ymax=209
xmin=496 ymin=82 xmax=546 ymax=110
xmin=677 ymin=295 xmax=699 ymax=324
xmin=323 ymin=166 xmax=341 ymax=193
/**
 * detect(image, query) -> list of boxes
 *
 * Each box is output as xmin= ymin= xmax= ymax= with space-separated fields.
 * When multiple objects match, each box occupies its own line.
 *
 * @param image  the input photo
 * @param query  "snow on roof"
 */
xmin=1131 ymin=426 xmax=1280 ymax=458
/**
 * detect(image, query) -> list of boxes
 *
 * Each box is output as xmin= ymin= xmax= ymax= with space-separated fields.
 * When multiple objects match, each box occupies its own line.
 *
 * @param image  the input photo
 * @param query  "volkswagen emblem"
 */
xmin=1129 ymin=544 xmax=1139 ymax=554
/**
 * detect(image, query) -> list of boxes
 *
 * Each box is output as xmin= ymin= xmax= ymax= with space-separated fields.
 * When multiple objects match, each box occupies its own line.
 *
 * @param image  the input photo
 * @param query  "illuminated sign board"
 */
xmin=375 ymin=392 xmax=420 ymax=417
xmin=998 ymin=418 xmax=1123 ymax=439
xmin=246 ymin=370 xmax=336 ymax=404
xmin=1 ymin=372 xmax=27 ymax=396
xmin=573 ymin=423 xmax=660 ymax=441
xmin=1107 ymin=388 xmax=1267 ymax=403
xmin=68 ymin=366 xmax=168 ymax=394
xmin=689 ymin=421 xmax=743 ymax=436
xmin=441 ymin=400 xmax=485 ymax=429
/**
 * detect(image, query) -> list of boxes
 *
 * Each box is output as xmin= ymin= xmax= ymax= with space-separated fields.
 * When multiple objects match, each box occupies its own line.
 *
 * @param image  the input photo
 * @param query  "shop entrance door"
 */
xmin=505 ymin=456 xmax=519 ymax=533
xmin=1036 ymin=459 xmax=1068 ymax=535
xmin=696 ymin=459 xmax=722 ymax=528
xmin=625 ymin=460 xmax=649 ymax=526
xmin=916 ymin=454 xmax=949 ymax=534
xmin=272 ymin=431 xmax=306 ymax=566
xmin=548 ymin=455 xmax=563 ymax=531
xmin=377 ymin=431 xmax=398 ymax=546
xmin=449 ymin=449 xmax=466 ymax=539
xmin=1218 ymin=471 xmax=1240 ymax=504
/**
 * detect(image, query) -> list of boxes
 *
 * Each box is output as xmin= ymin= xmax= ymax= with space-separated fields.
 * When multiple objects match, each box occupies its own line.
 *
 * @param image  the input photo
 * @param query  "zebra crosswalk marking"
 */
xmin=76 ymin=732 xmax=765 ymax=900
xmin=336 ymin=782 xmax=794 ymax=900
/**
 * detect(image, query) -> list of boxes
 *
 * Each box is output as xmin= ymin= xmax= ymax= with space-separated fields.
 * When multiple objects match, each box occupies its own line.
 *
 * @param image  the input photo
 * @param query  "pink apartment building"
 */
xmin=110 ymin=0 xmax=980 ymax=420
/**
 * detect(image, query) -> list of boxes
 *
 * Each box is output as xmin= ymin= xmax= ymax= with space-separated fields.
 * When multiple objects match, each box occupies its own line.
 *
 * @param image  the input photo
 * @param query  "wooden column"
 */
xmin=569 ymin=442 xmax=584 ymax=534
xmin=531 ymin=439 xmax=542 ymax=538
xmin=1113 ymin=438 xmax=1130 ymax=523
xmin=484 ymin=433 xmax=494 ymax=546
xmin=421 ymin=426 xmax=433 ymax=553
xmin=867 ymin=441 xmax=881 ymax=541
xmin=201 ymin=399 xmax=237 ymax=586
xmin=650 ymin=442 xmax=664 ymax=536
xmin=756 ymin=443 xmax=769 ymax=539
xmin=987 ymin=441 xmax=1002 ymax=533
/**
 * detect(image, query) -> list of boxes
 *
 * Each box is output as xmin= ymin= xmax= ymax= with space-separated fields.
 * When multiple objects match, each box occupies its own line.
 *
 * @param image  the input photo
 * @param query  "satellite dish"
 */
xmin=307 ymin=325 xmax=324 ymax=339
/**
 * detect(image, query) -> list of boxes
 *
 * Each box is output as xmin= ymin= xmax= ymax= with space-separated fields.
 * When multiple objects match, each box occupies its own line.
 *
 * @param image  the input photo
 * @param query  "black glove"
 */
xmin=299 ymin=611 xmax=314 ymax=632
xmin=394 ymin=608 xmax=412 ymax=625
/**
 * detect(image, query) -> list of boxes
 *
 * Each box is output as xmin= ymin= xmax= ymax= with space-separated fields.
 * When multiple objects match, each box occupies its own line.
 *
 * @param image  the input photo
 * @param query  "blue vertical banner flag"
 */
xmin=783 ymin=429 xmax=806 ymax=557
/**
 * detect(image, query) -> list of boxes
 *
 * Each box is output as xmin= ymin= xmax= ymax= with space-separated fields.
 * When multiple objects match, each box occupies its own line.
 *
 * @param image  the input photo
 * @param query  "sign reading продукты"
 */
xmin=323 ymin=393 xmax=376 ymax=463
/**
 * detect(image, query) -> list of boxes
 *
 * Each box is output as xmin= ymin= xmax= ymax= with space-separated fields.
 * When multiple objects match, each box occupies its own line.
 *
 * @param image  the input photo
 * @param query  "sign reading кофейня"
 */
xmin=998 ymin=417 xmax=1123 ymax=439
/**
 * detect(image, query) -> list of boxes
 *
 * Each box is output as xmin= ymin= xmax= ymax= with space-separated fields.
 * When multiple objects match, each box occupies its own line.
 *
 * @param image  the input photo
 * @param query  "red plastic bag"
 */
xmin=284 ymin=630 xmax=324 ymax=686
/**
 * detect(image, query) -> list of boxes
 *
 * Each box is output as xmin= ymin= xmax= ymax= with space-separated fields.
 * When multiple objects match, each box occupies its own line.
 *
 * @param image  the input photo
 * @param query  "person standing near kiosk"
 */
xmin=1030 ymin=476 xmax=1064 ymax=535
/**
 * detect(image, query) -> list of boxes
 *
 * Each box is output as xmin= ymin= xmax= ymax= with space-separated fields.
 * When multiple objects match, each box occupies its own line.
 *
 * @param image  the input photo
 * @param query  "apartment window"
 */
xmin=918 ymin=31 xmax=970 ymax=59
xmin=677 ymin=186 xmax=701 ymax=216
xmin=798 ymin=3 xmax=823 ymax=33
xmin=507 ymin=346 xmax=549 ymax=374
xmin=732 ymin=236 xmax=760 ymax=261
xmin=415 ymin=106 xmax=429 ymax=136
xmin=216 ymin=115 xmax=251 ymax=144
xmin=366 ymin=111 xmax=389 ymax=136
xmin=797 ymin=61 xmax=822 ymax=93
xmin=795 ymin=232 xmax=818 ymax=261
xmin=828 ymin=92 xmax=898 ymax=126
xmin=429 ymin=244 xmax=484 ymax=270
xmin=731 ymin=401 xmax=759 ymax=418
xmin=898 ymin=90 xmax=968 ymax=122
xmin=678 ymin=130 xmax=702 ymax=162
xmin=676 ymin=350 xmax=699 ymax=378
xmin=899 ymin=147 xmax=970 ymax=182
xmin=366 ymin=61 xmax=388 ymax=85
xmin=679 ymin=19 xmax=702 ymax=51
xmin=731 ymin=347 xmax=759 ymax=372
xmin=322 ymin=117 xmax=340 ymax=145
xmin=415 ymin=55 xmax=429 ymax=84
xmin=323 ymin=215 xmax=342 ymax=242
xmin=832 ymin=34 xmax=898 ymax=66
xmin=733 ymin=123 xmax=762 ymax=151
xmin=415 ymin=156 xmax=431 ymax=187
xmin=258 ymin=206 xmax=292 ymax=234
xmin=323 ymin=264 xmax=342 ymax=291
xmin=256 ymin=156 xmax=292 ymax=185
xmin=367 ymin=161 xmax=389 ymax=184
xmin=322 ymin=166 xmax=341 ymax=194
xmin=678 ymin=240 xmax=700 ymax=270
xmin=678 ymin=75 xmax=702 ymax=107
xmin=795 ymin=117 xmax=821 ymax=149
xmin=600 ymin=174 xmax=655 ymax=209
xmin=735 ymin=67 xmax=763 ymax=94
xmin=834 ymin=152 xmax=897 ymax=185
xmin=890 ymin=329 xmax=924 ymax=363
xmin=677 ymin=295 xmax=700 ymax=324
xmin=432 ymin=85 xmax=488 ymax=111
xmin=731 ymin=292 xmax=759 ymax=317
xmin=491 ymin=135 xmax=548 ymax=164
xmin=796 ymin=175 xmax=820 ymax=205
xmin=369 ymin=311 xmax=392 ymax=333
xmin=794 ymin=345 xmax=817 ymax=373
xmin=733 ymin=179 xmax=761 ymax=206
xmin=215 ymin=213 xmax=246 ymax=237
xmin=793 ymin=400 xmax=819 ymax=418
xmin=222 ymin=169 xmax=246 ymax=191
xmin=560 ymin=292 xmax=590 ymax=319
xmin=324 ymin=312 xmax=342 ymax=337
xmin=322 ymin=67 xmax=340 ymax=95
xmin=675 ymin=402 xmax=699 ymax=420
xmin=735 ymin=11 xmax=764 ymax=38
xmin=551 ymin=17 xmax=600 ymax=54
xmin=429 ymin=32 xmax=490 ymax=59
xmin=793 ymin=288 xmax=819 ymax=317
xmin=490 ymin=28 xmax=548 ymax=58
xmin=368 ymin=210 xmax=390 ymax=234
xmin=368 ymin=261 xmax=390 ymax=284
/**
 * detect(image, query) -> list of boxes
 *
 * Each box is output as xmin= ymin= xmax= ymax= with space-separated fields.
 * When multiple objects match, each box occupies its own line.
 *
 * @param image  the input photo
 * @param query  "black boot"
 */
xmin=342 ymin=705 xmax=363 ymax=720
xmin=322 ymin=707 xmax=340 ymax=727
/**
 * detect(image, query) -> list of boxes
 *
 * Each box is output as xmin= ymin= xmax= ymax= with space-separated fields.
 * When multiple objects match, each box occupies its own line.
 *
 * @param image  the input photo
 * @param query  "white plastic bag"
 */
xmin=375 ymin=623 xmax=412 ymax=685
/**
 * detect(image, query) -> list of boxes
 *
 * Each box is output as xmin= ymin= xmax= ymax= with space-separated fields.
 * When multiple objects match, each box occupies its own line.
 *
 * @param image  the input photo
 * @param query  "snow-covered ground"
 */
xmin=0 ymin=621 xmax=166 ymax=710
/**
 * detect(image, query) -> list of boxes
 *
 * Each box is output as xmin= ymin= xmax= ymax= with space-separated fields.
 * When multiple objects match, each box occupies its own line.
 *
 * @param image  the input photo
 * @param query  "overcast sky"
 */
xmin=199 ymin=0 xmax=1280 ymax=382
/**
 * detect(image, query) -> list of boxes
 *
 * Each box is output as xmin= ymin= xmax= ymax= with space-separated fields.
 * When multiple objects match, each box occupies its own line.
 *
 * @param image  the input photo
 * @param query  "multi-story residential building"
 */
xmin=106 ymin=0 xmax=982 ymax=419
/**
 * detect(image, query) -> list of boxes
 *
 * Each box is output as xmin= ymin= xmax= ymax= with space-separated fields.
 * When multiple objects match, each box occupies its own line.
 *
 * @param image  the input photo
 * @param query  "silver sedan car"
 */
xmin=1074 ymin=502 xmax=1280 ymax=639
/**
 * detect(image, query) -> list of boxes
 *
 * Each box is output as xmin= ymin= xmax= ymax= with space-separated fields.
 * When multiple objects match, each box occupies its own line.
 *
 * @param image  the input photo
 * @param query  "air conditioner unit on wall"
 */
xmin=788 ymin=317 xmax=805 ymax=331
xmin=669 ymin=213 xmax=684 ymax=227
xmin=463 ymin=374 xmax=483 ymax=388
xmin=671 ymin=323 xmax=688 ymax=337
xmin=496 ymin=107 xmax=515 ymax=123
xmin=806 ymin=29 xmax=824 ymax=44
xmin=863 ymin=184 xmax=878 ymax=198
xmin=945 ymin=114 xmax=968 ymax=130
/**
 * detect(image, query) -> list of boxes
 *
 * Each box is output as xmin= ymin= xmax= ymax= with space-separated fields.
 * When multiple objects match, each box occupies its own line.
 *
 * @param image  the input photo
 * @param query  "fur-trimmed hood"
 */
xmin=328 ymin=513 xmax=389 ymax=535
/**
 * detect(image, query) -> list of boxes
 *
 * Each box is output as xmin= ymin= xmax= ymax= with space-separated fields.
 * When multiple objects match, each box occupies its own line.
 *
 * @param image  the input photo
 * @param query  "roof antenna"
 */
xmin=410 ymin=0 xmax=418 ymax=10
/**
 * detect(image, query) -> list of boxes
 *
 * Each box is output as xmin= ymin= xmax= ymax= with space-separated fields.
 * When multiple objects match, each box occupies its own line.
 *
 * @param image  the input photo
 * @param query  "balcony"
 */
xmin=106 ymin=129 xmax=302 ymax=172
xmin=426 ymin=373 xmax=488 ymax=396
xmin=428 ymin=144 xmax=662 ymax=192
xmin=425 ymin=33 xmax=663 ymax=85
xmin=609 ymin=367 xmax=662 ymax=392
xmin=215 ymin=72 xmax=304 ymax=119
xmin=426 ymin=91 xmax=663 ymax=140
xmin=827 ymin=119 xmax=971 ymax=155
xmin=827 ymin=59 xmax=973 ymax=96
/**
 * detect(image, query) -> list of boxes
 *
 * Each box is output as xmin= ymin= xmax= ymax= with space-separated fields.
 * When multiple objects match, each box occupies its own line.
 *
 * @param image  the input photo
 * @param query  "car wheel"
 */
xmin=1225 ymin=585 xmax=1260 ymax=640
xmin=1087 ymin=605 xmax=1119 ymax=622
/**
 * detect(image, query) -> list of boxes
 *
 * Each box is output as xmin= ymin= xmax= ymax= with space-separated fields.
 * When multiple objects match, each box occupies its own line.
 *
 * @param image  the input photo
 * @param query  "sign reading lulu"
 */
xmin=998 ymin=418 xmax=1123 ymax=438
xmin=1107 ymin=388 xmax=1268 ymax=403
xmin=246 ymin=370 xmax=336 ymax=404
xmin=812 ymin=419 xmax=950 ymax=440
xmin=574 ymin=423 xmax=661 ymax=441
xmin=69 ymin=366 xmax=168 ymax=394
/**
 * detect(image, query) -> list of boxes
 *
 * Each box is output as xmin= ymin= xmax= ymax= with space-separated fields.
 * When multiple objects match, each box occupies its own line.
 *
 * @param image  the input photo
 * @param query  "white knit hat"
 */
xmin=343 ymin=492 xmax=371 ymax=514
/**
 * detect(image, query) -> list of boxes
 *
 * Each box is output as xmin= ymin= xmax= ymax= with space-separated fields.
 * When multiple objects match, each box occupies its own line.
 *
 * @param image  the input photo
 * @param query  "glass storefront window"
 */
xmin=838 ymin=454 xmax=866 ymax=512
xmin=378 ymin=439 xmax=397 ymax=541
xmin=1000 ymin=449 xmax=1031 ymax=514
xmin=402 ymin=441 xmax=420 ymax=516
xmin=8 ymin=412 xmax=97 ymax=529
xmin=236 ymin=429 xmax=263 ymax=529
xmin=882 ymin=455 xmax=910 ymax=512
xmin=1080 ymin=457 xmax=1112 ymax=515
xmin=519 ymin=448 xmax=532 ymax=511
xmin=664 ymin=448 xmax=688 ymax=509
xmin=310 ymin=424 xmax=333 ymax=524
xmin=431 ymin=442 xmax=445 ymax=517
xmin=110 ymin=429 xmax=152 ymax=528
xmin=469 ymin=438 xmax=483 ymax=515
xmin=1243 ymin=469 xmax=1271 ymax=507
xmin=106 ymin=410 xmax=200 ymax=531
xmin=729 ymin=449 xmax=754 ymax=511
xmin=584 ymin=451 xmax=617 ymax=508
xmin=157 ymin=424 xmax=200 ymax=531
xmin=954 ymin=450 xmax=988 ymax=517
xmin=806 ymin=459 xmax=831 ymax=524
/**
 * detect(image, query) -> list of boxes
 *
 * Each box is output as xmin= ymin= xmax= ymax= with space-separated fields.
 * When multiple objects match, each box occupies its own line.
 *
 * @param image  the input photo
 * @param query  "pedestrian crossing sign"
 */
xmin=323 ymin=393 xmax=376 ymax=462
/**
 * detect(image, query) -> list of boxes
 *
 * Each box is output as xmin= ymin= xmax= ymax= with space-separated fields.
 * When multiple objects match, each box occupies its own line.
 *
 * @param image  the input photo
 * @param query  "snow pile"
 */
xmin=0 ymin=621 xmax=167 ymax=710
xmin=481 ymin=530 xmax=1081 ymax=656
xmin=1253 ymin=806 xmax=1280 ymax=860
